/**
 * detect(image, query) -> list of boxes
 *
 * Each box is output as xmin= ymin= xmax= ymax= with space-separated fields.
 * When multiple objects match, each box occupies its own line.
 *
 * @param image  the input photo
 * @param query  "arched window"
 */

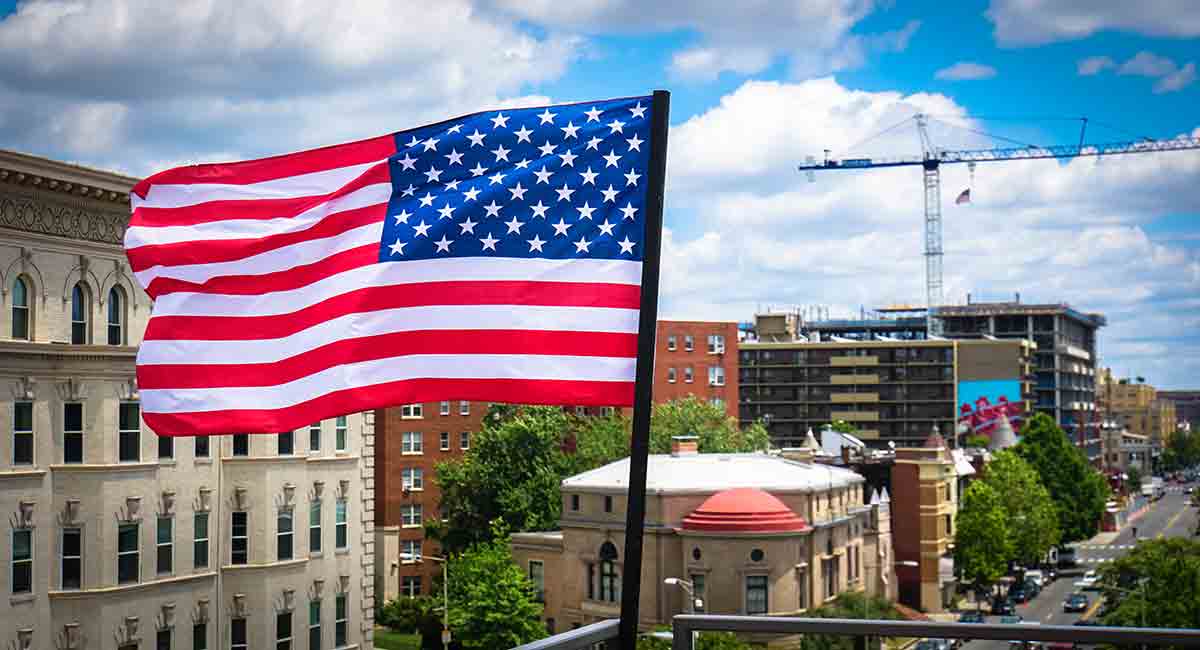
xmin=71 ymin=283 xmax=89 ymax=344
xmin=11 ymin=277 xmax=29 ymax=340
xmin=599 ymin=541 xmax=619 ymax=602
xmin=107 ymin=286 xmax=125 ymax=345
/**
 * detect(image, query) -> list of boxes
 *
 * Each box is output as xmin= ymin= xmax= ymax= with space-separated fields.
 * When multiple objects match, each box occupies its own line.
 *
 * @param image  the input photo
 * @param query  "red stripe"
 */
xmin=132 ymin=134 xmax=396 ymax=199
xmin=142 ymin=378 xmax=633 ymax=436
xmin=146 ymin=244 xmax=379 ymax=298
xmin=131 ymin=201 xmax=385 ymax=279
xmin=137 ymin=330 xmax=638 ymax=389
xmin=130 ymin=162 xmax=392 ymax=229
xmin=144 ymin=281 xmax=642 ymax=341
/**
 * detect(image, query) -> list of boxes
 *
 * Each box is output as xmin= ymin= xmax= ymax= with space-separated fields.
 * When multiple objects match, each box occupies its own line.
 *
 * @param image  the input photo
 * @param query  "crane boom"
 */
xmin=797 ymin=117 xmax=1200 ymax=336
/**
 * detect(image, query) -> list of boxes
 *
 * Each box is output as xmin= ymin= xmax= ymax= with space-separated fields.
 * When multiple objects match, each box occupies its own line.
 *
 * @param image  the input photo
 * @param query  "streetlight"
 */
xmin=401 ymin=552 xmax=451 ymax=650
xmin=665 ymin=577 xmax=703 ymax=648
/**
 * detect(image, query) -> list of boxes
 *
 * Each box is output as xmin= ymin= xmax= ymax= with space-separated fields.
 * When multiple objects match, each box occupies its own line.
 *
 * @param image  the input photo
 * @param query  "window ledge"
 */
xmin=335 ymin=548 xmax=351 ymax=556
xmin=307 ymin=454 xmax=360 ymax=464
xmin=50 ymin=462 xmax=156 ymax=473
xmin=158 ymin=459 xmax=177 ymax=466
xmin=0 ymin=468 xmax=47 ymax=479
xmin=194 ymin=458 xmax=213 ymax=465
xmin=401 ymin=451 xmax=424 ymax=456
xmin=221 ymin=558 xmax=309 ymax=572
xmin=310 ymin=551 xmax=324 ymax=559
xmin=49 ymin=570 xmax=217 ymax=599
xmin=222 ymin=455 xmax=306 ymax=464
xmin=9 ymin=593 xmax=35 ymax=605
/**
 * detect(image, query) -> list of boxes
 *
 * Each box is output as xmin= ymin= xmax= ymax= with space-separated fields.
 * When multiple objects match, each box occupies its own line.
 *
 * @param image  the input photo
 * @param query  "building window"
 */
xmin=587 ymin=563 xmax=595 ymax=600
xmin=710 ymin=397 xmax=724 ymax=409
xmin=600 ymin=406 xmax=615 ymax=417
xmin=604 ymin=495 xmax=613 ymax=513
xmin=11 ymin=529 xmax=32 ymax=594
xmin=231 ymin=617 xmax=247 ymax=650
xmin=194 ymin=513 xmax=209 ymax=569
xmin=823 ymin=557 xmax=837 ymax=601
xmin=310 ymin=501 xmax=322 ymax=553
xmin=278 ymin=430 xmax=293 ymax=456
xmin=402 ymin=431 xmax=423 ymax=454
xmin=667 ymin=367 xmax=677 ymax=383
xmin=309 ymin=422 xmax=321 ymax=453
xmin=460 ymin=431 xmax=470 ymax=450
xmin=401 ymin=504 xmax=422 ymax=528
xmin=157 ymin=628 xmax=171 ymax=650
xmin=117 ymin=522 xmax=139 ymax=584
xmin=335 ymin=499 xmax=348 ymax=549
xmin=13 ymin=400 xmax=33 ymax=465
xmin=691 ymin=574 xmax=706 ymax=612
xmin=401 ymin=576 xmax=421 ymax=597
xmin=707 ymin=334 xmax=725 ymax=354
xmin=599 ymin=542 xmax=619 ymax=602
xmin=232 ymin=433 xmax=249 ymax=457
xmin=684 ymin=335 xmax=694 ymax=351
xmin=107 ymin=286 xmax=125 ymax=345
xmin=667 ymin=335 xmax=676 ymax=351
xmin=745 ymin=575 xmax=768 ymax=615
xmin=195 ymin=435 xmax=210 ymax=459
xmin=277 ymin=611 xmax=293 ymax=650
xmin=61 ymin=527 xmax=82 ymax=589
xmin=460 ymin=400 xmax=470 ymax=415
xmin=309 ymin=600 xmax=321 ymax=650
xmin=571 ymin=494 xmax=580 ymax=511
xmin=71 ymin=283 xmax=89 ymax=344
xmin=63 ymin=402 xmax=83 ymax=463
xmin=529 ymin=560 xmax=545 ymax=602
xmin=401 ymin=539 xmax=421 ymax=563
xmin=440 ymin=401 xmax=450 ymax=416
xmin=335 ymin=415 xmax=347 ymax=452
xmin=684 ymin=367 xmax=694 ymax=383
xmin=944 ymin=514 xmax=953 ymax=537
xmin=157 ymin=516 xmax=173 ymax=574
xmin=278 ymin=509 xmax=294 ymax=561
xmin=401 ymin=403 xmax=423 ymax=418
xmin=335 ymin=593 xmax=348 ymax=647
xmin=575 ymin=406 xmax=586 ymax=416
xmin=11 ymin=277 xmax=30 ymax=340
xmin=159 ymin=432 xmax=174 ymax=460
xmin=798 ymin=567 xmax=809 ymax=610
xmin=231 ymin=511 xmax=248 ymax=565
xmin=402 ymin=467 xmax=424 ymax=491
xmin=193 ymin=622 xmax=207 ymax=650
xmin=750 ymin=548 xmax=765 ymax=563
xmin=708 ymin=366 xmax=725 ymax=386
xmin=440 ymin=431 xmax=450 ymax=451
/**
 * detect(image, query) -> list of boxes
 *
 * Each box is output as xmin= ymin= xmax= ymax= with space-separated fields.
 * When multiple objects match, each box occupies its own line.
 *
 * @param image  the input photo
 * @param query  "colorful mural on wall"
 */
xmin=958 ymin=379 xmax=1024 ymax=438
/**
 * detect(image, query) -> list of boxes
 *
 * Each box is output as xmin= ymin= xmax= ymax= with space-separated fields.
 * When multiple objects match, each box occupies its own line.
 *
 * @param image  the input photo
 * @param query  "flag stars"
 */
xmin=559 ymin=150 xmax=578 ymax=167
xmin=445 ymin=148 xmax=464 ymax=165
xmin=538 ymin=108 xmax=557 ymax=125
xmin=389 ymin=239 xmax=407 ymax=256
xmin=580 ymin=167 xmax=599 ymax=185
xmin=419 ymin=192 xmax=436 ymax=207
xmin=514 ymin=158 xmax=531 ymax=169
xmin=576 ymin=202 xmax=596 ymax=220
xmin=413 ymin=220 xmax=432 ymax=237
xmin=625 ymin=134 xmax=644 ymax=152
xmin=514 ymin=125 xmax=534 ymax=143
xmin=560 ymin=121 xmax=580 ymax=139
xmin=618 ymin=236 xmax=636 ymax=255
xmin=534 ymin=167 xmax=554 ymax=184
xmin=443 ymin=179 xmax=460 ymax=191
xmin=629 ymin=102 xmax=646 ymax=119
xmin=393 ymin=209 xmax=412 ymax=225
xmin=437 ymin=203 xmax=455 ymax=220
xmin=527 ymin=234 xmax=547 ymax=253
xmin=469 ymin=163 xmax=487 ymax=177
xmin=538 ymin=141 xmax=557 ymax=156
xmin=396 ymin=154 xmax=417 ymax=171
xmin=574 ymin=236 xmax=592 ymax=254
xmin=607 ymin=119 xmax=625 ymax=134
xmin=462 ymin=187 xmax=481 ymax=202
xmin=459 ymin=216 xmax=478 ymax=235
xmin=424 ymin=166 xmax=443 ymax=183
xmin=434 ymin=235 xmax=454 ymax=253
xmin=422 ymin=137 xmax=440 ymax=152
xmin=586 ymin=137 xmax=603 ymax=151
xmin=584 ymin=106 xmax=602 ymax=122
xmin=467 ymin=129 xmax=487 ymax=147
xmin=597 ymin=219 xmax=616 ymax=236
xmin=624 ymin=169 xmax=641 ymax=187
xmin=401 ymin=184 xmax=417 ymax=197
xmin=552 ymin=218 xmax=571 ymax=237
xmin=508 ymin=182 xmax=528 ymax=201
xmin=505 ymin=216 xmax=525 ymax=234
xmin=483 ymin=200 xmax=503 ymax=217
xmin=488 ymin=170 xmax=507 ymax=185
xmin=405 ymin=136 xmax=421 ymax=148
xmin=555 ymin=183 xmax=576 ymax=202
xmin=490 ymin=112 xmax=509 ymax=129
xmin=603 ymin=150 xmax=621 ymax=167
xmin=601 ymin=185 xmax=620 ymax=202
xmin=480 ymin=232 xmax=500 ymax=251
xmin=530 ymin=200 xmax=549 ymax=218
xmin=491 ymin=144 xmax=510 ymax=162
xmin=620 ymin=202 xmax=638 ymax=220
xmin=447 ymin=124 xmax=463 ymax=134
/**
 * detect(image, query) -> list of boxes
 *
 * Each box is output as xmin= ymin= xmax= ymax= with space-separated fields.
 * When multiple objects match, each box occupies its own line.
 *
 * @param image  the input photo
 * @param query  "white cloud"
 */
xmin=934 ymin=62 xmax=998 ymax=81
xmin=986 ymin=0 xmax=1200 ymax=46
xmin=660 ymin=78 xmax=1200 ymax=388
xmin=1077 ymin=56 xmax=1115 ymax=76
xmin=1119 ymin=51 xmax=1178 ymax=77
xmin=1155 ymin=62 xmax=1197 ymax=94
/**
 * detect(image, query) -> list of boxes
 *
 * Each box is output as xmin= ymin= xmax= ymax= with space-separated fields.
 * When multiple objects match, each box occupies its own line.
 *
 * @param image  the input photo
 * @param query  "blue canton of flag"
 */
xmin=380 ymin=97 xmax=652 ymax=263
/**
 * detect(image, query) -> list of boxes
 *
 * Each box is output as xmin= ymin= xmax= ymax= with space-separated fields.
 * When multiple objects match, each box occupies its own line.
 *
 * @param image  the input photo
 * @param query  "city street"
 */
xmin=963 ymin=489 xmax=1197 ymax=649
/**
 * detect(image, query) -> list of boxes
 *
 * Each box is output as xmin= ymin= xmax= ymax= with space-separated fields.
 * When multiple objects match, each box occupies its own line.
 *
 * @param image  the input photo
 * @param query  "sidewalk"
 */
xmin=1083 ymin=496 xmax=1149 ymax=545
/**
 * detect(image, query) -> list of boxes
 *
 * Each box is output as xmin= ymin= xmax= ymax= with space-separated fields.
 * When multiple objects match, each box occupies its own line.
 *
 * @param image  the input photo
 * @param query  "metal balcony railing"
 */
xmin=512 ymin=615 xmax=1200 ymax=650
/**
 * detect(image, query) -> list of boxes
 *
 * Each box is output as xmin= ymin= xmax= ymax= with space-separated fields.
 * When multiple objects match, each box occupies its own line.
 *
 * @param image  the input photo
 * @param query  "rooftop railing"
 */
xmin=513 ymin=615 xmax=1200 ymax=650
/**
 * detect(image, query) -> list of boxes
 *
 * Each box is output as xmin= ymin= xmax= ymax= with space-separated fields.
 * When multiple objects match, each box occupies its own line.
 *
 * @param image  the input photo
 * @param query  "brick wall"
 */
xmin=653 ymin=320 xmax=739 ymax=418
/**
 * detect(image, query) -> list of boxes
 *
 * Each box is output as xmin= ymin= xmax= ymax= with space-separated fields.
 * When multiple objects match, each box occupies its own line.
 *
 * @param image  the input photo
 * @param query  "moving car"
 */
xmin=958 ymin=611 xmax=985 ymax=623
xmin=1024 ymin=578 xmax=1042 ymax=598
xmin=1024 ymin=570 xmax=1045 ymax=587
xmin=1009 ymin=583 xmax=1031 ymax=603
xmin=1063 ymin=592 xmax=1089 ymax=612
xmin=1075 ymin=570 xmax=1100 ymax=591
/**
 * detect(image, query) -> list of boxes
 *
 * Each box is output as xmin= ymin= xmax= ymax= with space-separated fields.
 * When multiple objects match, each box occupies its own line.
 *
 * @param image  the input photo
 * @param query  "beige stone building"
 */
xmin=510 ymin=439 xmax=893 ymax=634
xmin=1098 ymin=369 xmax=1177 ymax=449
xmin=0 ymin=149 xmax=374 ymax=649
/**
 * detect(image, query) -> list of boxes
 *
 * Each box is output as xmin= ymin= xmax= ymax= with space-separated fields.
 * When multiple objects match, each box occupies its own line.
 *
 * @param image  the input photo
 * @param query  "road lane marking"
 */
xmin=1080 ymin=597 xmax=1103 ymax=621
xmin=1159 ymin=506 xmax=1188 ymax=539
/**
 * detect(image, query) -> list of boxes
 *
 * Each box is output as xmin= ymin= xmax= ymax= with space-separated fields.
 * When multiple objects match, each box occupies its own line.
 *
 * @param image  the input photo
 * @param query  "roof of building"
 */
xmin=561 ymin=452 xmax=865 ymax=494
xmin=681 ymin=488 xmax=809 ymax=533
xmin=936 ymin=301 xmax=1106 ymax=327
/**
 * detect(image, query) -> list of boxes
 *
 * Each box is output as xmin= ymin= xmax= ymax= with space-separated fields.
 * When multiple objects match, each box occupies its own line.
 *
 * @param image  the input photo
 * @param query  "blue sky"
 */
xmin=0 ymin=0 xmax=1197 ymax=388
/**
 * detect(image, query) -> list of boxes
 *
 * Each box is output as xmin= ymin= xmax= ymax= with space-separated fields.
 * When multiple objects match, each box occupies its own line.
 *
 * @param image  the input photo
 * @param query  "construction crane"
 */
xmin=797 ymin=114 xmax=1200 ymax=335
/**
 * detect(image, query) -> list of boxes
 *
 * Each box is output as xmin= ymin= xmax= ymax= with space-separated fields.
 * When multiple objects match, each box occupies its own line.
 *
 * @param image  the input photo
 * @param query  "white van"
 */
xmin=1024 ymin=570 xmax=1045 ymax=588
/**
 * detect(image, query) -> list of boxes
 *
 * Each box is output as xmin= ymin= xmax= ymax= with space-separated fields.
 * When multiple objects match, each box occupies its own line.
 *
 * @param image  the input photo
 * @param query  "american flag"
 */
xmin=126 ymin=96 xmax=657 ymax=436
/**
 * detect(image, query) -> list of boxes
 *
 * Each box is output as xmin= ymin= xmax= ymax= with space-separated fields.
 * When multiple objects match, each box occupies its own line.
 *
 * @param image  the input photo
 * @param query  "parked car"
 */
xmin=1024 ymin=578 xmax=1042 ymax=597
xmin=1075 ymin=570 xmax=1100 ymax=591
xmin=1009 ymin=584 xmax=1031 ymax=603
xmin=916 ymin=639 xmax=956 ymax=650
xmin=999 ymin=615 xmax=1024 ymax=624
xmin=1063 ymin=593 xmax=1089 ymax=612
xmin=958 ymin=611 xmax=985 ymax=623
xmin=1024 ymin=570 xmax=1046 ymax=587
xmin=992 ymin=597 xmax=1016 ymax=616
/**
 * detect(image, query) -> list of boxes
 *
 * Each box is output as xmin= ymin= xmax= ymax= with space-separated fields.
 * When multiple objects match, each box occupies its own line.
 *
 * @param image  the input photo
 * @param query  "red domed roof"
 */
xmin=682 ymin=488 xmax=808 ymax=533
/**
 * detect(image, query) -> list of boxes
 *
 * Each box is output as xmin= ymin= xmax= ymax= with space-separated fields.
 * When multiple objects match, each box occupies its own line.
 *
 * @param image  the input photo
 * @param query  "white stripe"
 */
xmin=131 ymin=159 xmax=387 ymax=210
xmin=151 ymin=257 xmax=643 ymax=318
xmin=140 ymin=354 xmax=635 ymax=413
xmin=126 ymin=182 xmax=392 ymax=250
xmin=135 ymin=221 xmax=385 ymax=288
xmin=137 ymin=304 xmax=640 ymax=365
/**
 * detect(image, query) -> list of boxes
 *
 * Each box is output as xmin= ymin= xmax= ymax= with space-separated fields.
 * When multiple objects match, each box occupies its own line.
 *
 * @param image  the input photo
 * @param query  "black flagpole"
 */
xmin=618 ymin=89 xmax=670 ymax=650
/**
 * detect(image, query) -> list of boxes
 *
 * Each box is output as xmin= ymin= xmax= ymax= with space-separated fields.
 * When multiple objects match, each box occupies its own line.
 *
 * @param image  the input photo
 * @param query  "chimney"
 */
xmin=670 ymin=436 xmax=699 ymax=457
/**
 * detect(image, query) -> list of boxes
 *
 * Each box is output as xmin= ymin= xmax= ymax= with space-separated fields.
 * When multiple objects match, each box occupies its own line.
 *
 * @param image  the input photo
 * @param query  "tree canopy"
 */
xmin=1162 ymin=428 xmax=1200 ymax=472
xmin=954 ymin=481 xmax=1013 ymax=593
xmin=1098 ymin=537 xmax=1200 ymax=629
xmin=1015 ymin=413 xmax=1109 ymax=543
xmin=445 ymin=529 xmax=547 ymax=649
xmin=648 ymin=396 xmax=770 ymax=454
xmin=980 ymin=450 xmax=1060 ymax=566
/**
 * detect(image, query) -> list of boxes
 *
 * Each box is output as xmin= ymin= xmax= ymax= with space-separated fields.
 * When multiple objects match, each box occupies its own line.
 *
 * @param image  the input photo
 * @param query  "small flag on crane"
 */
xmin=955 ymin=188 xmax=971 ymax=205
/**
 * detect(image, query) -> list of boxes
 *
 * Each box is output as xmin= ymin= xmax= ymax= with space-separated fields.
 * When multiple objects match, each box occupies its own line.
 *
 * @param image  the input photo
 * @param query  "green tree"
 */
xmin=377 ymin=595 xmax=443 ymax=649
xmin=1015 ymin=413 xmax=1109 ymax=543
xmin=445 ymin=531 xmax=547 ymax=650
xmin=964 ymin=434 xmax=992 ymax=449
xmin=1124 ymin=466 xmax=1143 ymax=495
xmin=829 ymin=419 xmax=858 ymax=434
xmin=980 ymin=450 xmax=1060 ymax=566
xmin=648 ymin=396 xmax=770 ymax=454
xmin=798 ymin=592 xmax=905 ymax=650
xmin=954 ymin=481 xmax=1013 ymax=600
xmin=638 ymin=630 xmax=757 ymax=650
xmin=1098 ymin=537 xmax=1200 ymax=630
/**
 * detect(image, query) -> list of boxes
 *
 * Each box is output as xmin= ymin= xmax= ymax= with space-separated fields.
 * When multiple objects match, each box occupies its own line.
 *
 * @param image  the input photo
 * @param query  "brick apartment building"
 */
xmin=374 ymin=320 xmax=740 ymax=602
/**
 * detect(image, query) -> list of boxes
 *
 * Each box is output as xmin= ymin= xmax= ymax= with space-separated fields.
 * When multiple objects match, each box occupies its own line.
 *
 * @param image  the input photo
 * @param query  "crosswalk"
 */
xmin=1075 ymin=544 xmax=1135 ymax=551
